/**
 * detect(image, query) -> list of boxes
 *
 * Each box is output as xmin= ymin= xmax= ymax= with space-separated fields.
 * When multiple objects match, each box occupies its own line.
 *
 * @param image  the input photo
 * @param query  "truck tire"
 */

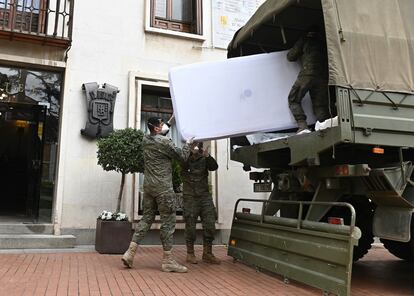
xmin=324 ymin=196 xmax=375 ymax=261
xmin=380 ymin=216 xmax=414 ymax=261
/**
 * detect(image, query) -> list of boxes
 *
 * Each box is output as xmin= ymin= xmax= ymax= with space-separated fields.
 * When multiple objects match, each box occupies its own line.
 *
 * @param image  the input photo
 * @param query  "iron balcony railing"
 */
xmin=0 ymin=0 xmax=74 ymax=47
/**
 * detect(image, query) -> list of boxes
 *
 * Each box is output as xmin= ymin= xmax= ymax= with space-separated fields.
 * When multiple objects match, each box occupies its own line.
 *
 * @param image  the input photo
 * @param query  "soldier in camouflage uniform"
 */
xmin=287 ymin=26 xmax=330 ymax=134
xmin=181 ymin=142 xmax=220 ymax=264
xmin=122 ymin=117 xmax=193 ymax=273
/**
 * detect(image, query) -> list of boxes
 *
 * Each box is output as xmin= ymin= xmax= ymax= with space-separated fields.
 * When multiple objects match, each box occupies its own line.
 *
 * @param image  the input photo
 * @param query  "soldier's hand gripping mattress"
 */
xmin=169 ymin=51 xmax=316 ymax=141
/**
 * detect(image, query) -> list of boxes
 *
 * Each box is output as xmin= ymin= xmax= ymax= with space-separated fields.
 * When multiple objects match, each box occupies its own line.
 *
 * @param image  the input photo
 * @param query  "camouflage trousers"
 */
xmin=288 ymin=75 xmax=330 ymax=123
xmin=132 ymin=190 xmax=176 ymax=251
xmin=183 ymin=195 xmax=217 ymax=245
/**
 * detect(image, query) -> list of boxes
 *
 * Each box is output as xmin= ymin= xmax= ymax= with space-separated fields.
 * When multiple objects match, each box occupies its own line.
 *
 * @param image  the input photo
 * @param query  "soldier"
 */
xmin=287 ymin=26 xmax=330 ymax=134
xmin=182 ymin=142 xmax=220 ymax=264
xmin=122 ymin=117 xmax=193 ymax=273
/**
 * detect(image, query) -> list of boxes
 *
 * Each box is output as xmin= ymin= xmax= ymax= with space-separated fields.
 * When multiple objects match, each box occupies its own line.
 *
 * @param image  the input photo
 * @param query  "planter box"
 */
xmin=95 ymin=219 xmax=132 ymax=254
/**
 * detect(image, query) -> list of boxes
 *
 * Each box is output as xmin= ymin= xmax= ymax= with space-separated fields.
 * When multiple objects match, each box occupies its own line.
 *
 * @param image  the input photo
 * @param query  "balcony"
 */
xmin=0 ymin=0 xmax=74 ymax=48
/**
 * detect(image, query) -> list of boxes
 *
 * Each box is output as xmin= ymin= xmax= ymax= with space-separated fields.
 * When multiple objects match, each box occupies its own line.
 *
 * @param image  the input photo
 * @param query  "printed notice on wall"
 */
xmin=212 ymin=0 xmax=265 ymax=49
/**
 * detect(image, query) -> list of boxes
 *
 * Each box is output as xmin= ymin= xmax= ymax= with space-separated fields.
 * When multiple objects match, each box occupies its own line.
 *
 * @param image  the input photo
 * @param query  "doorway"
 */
xmin=0 ymin=102 xmax=45 ymax=222
xmin=0 ymin=65 xmax=62 ymax=223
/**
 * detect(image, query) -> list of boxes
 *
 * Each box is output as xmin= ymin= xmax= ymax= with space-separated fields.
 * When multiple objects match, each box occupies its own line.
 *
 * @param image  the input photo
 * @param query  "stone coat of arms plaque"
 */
xmin=81 ymin=82 xmax=119 ymax=139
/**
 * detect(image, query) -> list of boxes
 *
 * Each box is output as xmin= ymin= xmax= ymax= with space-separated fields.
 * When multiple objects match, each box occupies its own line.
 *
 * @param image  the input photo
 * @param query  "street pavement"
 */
xmin=0 ymin=245 xmax=412 ymax=295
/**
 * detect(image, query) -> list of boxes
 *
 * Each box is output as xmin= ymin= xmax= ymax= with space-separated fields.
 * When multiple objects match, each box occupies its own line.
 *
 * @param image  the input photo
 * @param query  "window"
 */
xmin=151 ymin=0 xmax=202 ymax=35
xmin=0 ymin=0 xmax=47 ymax=33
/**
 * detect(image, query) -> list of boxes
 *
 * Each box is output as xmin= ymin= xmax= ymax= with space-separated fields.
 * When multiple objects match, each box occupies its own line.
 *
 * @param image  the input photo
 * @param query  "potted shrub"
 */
xmin=172 ymin=159 xmax=184 ymax=212
xmin=95 ymin=128 xmax=144 ymax=254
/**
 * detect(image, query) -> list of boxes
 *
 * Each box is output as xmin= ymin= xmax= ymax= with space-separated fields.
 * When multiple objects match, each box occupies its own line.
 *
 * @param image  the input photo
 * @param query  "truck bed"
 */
xmin=231 ymin=87 xmax=414 ymax=168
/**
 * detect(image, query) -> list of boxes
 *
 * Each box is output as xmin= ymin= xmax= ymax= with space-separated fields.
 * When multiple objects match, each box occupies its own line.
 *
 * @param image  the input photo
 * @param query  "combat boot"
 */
xmin=296 ymin=120 xmax=311 ymax=135
xmin=202 ymin=244 xmax=221 ymax=264
xmin=162 ymin=250 xmax=188 ymax=273
xmin=186 ymin=242 xmax=198 ymax=264
xmin=121 ymin=242 xmax=138 ymax=268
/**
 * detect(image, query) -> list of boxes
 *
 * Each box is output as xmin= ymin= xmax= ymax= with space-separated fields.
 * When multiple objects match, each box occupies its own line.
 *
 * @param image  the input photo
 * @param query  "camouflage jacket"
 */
xmin=181 ymin=154 xmax=218 ymax=197
xmin=287 ymin=34 xmax=328 ymax=78
xmin=143 ymin=134 xmax=190 ymax=196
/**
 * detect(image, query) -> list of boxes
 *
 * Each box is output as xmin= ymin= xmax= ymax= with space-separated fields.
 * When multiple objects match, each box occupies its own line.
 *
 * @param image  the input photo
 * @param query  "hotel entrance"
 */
xmin=0 ymin=66 xmax=62 ymax=222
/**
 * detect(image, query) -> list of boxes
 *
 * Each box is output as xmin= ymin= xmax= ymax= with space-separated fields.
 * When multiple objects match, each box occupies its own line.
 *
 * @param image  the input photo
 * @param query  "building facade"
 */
xmin=0 ymin=0 xmax=266 ymax=246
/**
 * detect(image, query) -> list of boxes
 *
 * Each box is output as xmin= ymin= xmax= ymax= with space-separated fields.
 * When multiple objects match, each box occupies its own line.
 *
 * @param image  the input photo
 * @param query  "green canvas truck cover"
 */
xmin=228 ymin=0 xmax=414 ymax=94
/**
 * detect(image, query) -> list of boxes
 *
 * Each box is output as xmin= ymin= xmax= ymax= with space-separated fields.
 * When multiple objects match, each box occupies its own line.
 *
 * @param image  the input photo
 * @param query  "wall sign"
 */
xmin=212 ymin=0 xmax=265 ymax=49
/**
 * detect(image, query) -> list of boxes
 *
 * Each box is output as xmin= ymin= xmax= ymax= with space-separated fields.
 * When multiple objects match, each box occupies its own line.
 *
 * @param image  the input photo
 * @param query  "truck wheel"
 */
xmin=325 ymin=196 xmax=375 ymax=261
xmin=380 ymin=216 xmax=414 ymax=261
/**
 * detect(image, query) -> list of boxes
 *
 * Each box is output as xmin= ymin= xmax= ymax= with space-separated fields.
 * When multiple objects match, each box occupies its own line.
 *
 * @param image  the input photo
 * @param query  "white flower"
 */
xmin=117 ymin=213 xmax=127 ymax=220
xmin=99 ymin=211 xmax=127 ymax=221
xmin=99 ymin=210 xmax=113 ymax=220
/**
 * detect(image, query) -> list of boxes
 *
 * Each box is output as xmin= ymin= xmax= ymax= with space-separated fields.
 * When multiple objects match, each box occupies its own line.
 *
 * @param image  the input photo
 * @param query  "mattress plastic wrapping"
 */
xmin=169 ymin=51 xmax=316 ymax=141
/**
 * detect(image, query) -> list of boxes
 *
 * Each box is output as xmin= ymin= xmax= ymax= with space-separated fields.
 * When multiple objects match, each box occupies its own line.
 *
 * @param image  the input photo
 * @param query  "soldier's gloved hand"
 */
xmin=202 ymin=146 xmax=210 ymax=157
xmin=167 ymin=114 xmax=175 ymax=126
xmin=186 ymin=137 xmax=195 ymax=145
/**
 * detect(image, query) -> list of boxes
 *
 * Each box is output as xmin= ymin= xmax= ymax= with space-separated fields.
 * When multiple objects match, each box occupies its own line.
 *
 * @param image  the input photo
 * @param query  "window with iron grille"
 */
xmin=0 ymin=0 xmax=47 ymax=34
xmin=151 ymin=0 xmax=202 ymax=35
xmin=0 ymin=0 xmax=73 ymax=46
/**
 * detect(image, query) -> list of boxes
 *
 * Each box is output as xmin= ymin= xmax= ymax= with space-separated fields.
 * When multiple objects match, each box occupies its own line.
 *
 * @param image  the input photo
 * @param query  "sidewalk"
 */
xmin=0 ymin=245 xmax=412 ymax=296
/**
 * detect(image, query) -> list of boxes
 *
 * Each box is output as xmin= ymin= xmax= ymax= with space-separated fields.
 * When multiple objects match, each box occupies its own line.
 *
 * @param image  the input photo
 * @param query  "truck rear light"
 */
xmin=249 ymin=172 xmax=262 ymax=181
xmin=242 ymin=208 xmax=251 ymax=213
xmin=372 ymin=147 xmax=384 ymax=154
xmin=328 ymin=217 xmax=344 ymax=225
xmin=335 ymin=165 xmax=349 ymax=176
xmin=230 ymin=239 xmax=237 ymax=246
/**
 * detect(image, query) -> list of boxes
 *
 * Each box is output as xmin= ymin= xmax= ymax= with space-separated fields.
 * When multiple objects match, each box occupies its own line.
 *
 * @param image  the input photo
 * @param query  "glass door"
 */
xmin=0 ymin=103 xmax=45 ymax=221
xmin=0 ymin=65 xmax=62 ymax=222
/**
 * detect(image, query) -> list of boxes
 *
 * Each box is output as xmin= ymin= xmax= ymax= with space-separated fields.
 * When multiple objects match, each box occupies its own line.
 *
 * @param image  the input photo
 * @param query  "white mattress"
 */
xmin=169 ymin=51 xmax=315 ymax=141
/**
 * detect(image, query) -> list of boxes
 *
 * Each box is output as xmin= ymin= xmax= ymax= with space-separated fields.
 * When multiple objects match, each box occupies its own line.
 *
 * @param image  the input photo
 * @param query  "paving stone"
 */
xmin=0 ymin=246 xmax=412 ymax=295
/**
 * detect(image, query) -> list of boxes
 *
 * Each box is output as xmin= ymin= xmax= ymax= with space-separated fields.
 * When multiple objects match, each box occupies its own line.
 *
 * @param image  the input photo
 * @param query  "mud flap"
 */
xmin=373 ymin=207 xmax=413 ymax=242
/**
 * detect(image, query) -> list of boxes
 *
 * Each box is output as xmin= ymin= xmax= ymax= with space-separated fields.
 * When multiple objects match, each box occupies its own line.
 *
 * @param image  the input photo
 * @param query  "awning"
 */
xmin=228 ymin=0 xmax=414 ymax=94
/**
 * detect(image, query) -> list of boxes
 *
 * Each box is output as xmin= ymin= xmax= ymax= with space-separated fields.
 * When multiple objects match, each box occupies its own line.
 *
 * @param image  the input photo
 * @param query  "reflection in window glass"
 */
xmin=0 ymin=1 xmax=12 ymax=9
xmin=154 ymin=0 xmax=167 ymax=18
xmin=16 ymin=0 xmax=41 ymax=12
xmin=142 ymin=94 xmax=173 ymax=111
xmin=0 ymin=65 xmax=62 ymax=221
xmin=172 ymin=0 xmax=193 ymax=22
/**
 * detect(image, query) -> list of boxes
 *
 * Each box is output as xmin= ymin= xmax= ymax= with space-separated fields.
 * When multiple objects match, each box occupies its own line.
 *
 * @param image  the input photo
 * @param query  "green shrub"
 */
xmin=97 ymin=128 xmax=144 ymax=213
xmin=172 ymin=159 xmax=182 ymax=193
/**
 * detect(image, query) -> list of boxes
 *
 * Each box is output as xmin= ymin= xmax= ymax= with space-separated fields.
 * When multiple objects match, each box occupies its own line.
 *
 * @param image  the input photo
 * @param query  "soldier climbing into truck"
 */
xmin=287 ymin=25 xmax=330 ymax=134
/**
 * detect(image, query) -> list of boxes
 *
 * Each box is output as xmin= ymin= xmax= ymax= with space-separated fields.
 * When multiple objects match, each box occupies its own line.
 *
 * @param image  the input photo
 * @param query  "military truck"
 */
xmin=226 ymin=0 xmax=414 ymax=295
